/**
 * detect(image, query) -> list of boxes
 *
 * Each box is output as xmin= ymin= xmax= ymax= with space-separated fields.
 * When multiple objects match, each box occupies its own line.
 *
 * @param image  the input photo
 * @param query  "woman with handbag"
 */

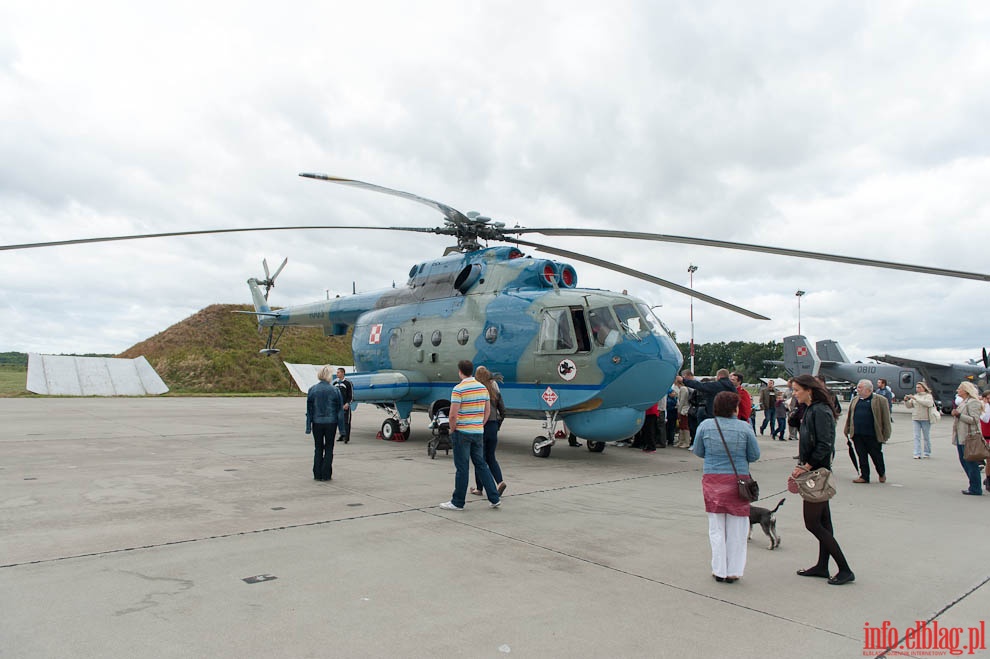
xmin=903 ymin=382 xmax=937 ymax=459
xmin=951 ymin=381 xmax=984 ymax=496
xmin=790 ymin=374 xmax=855 ymax=585
xmin=470 ymin=366 xmax=508 ymax=497
xmin=692 ymin=390 xmax=760 ymax=584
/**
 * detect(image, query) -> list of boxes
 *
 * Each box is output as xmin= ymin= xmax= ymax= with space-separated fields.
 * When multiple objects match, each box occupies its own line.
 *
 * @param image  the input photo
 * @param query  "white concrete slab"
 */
xmin=25 ymin=354 xmax=168 ymax=396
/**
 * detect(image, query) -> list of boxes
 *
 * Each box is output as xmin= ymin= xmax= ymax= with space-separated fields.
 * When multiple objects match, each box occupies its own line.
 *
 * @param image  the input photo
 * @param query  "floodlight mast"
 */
xmin=688 ymin=264 xmax=698 ymax=373
xmin=795 ymin=290 xmax=806 ymax=335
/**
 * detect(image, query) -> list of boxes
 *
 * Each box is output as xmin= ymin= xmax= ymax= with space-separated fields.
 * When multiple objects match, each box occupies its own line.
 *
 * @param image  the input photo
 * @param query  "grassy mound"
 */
xmin=118 ymin=304 xmax=352 ymax=394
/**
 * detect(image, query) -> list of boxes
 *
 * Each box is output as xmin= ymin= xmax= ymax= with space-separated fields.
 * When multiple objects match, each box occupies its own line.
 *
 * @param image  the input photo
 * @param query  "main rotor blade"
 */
xmin=507 ymin=228 xmax=990 ymax=282
xmin=299 ymin=173 xmax=473 ymax=225
xmin=0 ymin=226 xmax=432 ymax=251
xmin=510 ymin=237 xmax=770 ymax=320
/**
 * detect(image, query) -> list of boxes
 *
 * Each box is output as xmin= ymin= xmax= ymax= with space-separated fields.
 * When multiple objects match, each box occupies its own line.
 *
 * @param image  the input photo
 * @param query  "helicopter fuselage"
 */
xmin=248 ymin=246 xmax=682 ymax=441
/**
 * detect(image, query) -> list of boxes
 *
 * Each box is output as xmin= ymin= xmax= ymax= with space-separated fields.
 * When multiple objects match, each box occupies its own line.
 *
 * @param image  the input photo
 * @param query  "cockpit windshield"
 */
xmin=635 ymin=303 xmax=674 ymax=338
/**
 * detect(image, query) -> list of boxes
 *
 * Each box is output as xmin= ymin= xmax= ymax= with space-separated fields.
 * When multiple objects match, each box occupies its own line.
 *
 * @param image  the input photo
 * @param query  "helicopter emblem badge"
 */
xmin=558 ymin=359 xmax=577 ymax=381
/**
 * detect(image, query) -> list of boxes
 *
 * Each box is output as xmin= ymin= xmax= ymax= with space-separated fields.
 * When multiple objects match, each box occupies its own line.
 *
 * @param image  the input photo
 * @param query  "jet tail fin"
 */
xmin=816 ymin=339 xmax=850 ymax=363
xmin=783 ymin=335 xmax=821 ymax=377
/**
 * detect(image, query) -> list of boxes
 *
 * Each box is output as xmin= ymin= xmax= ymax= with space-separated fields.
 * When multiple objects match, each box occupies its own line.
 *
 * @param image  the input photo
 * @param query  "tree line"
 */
xmin=674 ymin=341 xmax=788 ymax=381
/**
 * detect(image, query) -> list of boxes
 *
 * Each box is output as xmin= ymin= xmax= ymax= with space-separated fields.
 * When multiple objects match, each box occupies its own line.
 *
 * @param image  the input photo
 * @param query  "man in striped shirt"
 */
xmin=440 ymin=360 xmax=502 ymax=511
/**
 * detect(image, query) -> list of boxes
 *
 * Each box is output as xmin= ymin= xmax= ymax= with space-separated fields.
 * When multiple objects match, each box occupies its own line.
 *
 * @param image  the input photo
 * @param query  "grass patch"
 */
xmin=0 ymin=365 xmax=27 ymax=396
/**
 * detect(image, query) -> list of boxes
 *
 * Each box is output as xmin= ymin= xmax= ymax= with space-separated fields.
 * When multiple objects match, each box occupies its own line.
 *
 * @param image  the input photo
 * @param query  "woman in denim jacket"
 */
xmin=306 ymin=365 xmax=343 ymax=481
xmin=693 ymin=390 xmax=760 ymax=584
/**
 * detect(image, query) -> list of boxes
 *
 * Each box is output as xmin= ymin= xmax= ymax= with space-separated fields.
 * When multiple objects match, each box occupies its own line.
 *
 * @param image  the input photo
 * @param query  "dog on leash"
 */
xmin=748 ymin=498 xmax=785 ymax=549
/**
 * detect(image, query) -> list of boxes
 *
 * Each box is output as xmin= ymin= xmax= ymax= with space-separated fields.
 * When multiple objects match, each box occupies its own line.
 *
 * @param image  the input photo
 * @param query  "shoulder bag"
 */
xmin=789 ymin=404 xmax=837 ymax=502
xmin=963 ymin=427 xmax=990 ymax=462
xmin=793 ymin=468 xmax=836 ymax=502
xmin=713 ymin=417 xmax=759 ymax=502
xmin=928 ymin=404 xmax=941 ymax=424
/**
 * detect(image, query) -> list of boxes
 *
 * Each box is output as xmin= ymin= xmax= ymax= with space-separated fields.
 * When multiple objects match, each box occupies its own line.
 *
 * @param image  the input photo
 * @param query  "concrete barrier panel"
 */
xmin=26 ymin=354 xmax=169 ymax=396
xmin=283 ymin=363 xmax=352 ymax=393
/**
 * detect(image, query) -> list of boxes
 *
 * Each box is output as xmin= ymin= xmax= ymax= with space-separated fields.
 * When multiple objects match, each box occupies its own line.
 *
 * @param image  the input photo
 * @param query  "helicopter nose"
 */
xmin=599 ymin=356 xmax=676 ymax=409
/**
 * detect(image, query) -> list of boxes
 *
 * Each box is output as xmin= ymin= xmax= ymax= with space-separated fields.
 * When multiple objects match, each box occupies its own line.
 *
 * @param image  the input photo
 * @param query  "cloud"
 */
xmin=1 ymin=0 xmax=988 ymax=364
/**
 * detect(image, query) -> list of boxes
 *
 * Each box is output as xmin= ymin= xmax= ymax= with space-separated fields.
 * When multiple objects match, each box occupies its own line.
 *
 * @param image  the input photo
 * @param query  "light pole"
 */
xmin=795 ymin=290 xmax=805 ymax=335
xmin=688 ymin=264 xmax=698 ymax=373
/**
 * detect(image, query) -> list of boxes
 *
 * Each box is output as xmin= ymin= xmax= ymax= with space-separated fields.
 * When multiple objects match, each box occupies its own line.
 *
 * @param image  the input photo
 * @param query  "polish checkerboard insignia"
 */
xmin=369 ymin=323 xmax=383 ymax=344
xmin=796 ymin=346 xmax=808 ymax=357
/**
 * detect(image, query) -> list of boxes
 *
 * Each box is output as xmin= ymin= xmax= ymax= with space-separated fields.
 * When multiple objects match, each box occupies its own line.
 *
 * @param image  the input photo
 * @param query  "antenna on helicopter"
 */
xmin=258 ymin=257 xmax=288 ymax=300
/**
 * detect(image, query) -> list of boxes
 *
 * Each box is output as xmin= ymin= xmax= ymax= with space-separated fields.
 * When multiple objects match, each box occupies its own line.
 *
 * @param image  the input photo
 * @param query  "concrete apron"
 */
xmin=1 ymin=399 xmax=987 ymax=657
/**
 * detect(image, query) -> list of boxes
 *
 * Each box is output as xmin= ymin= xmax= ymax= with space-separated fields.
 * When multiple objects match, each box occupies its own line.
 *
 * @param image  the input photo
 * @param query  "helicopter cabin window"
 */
xmin=457 ymin=328 xmax=470 ymax=345
xmin=539 ymin=308 xmax=576 ymax=353
xmin=900 ymin=371 xmax=914 ymax=388
xmin=431 ymin=330 xmax=442 ymax=347
xmin=485 ymin=325 xmax=498 ymax=343
xmin=587 ymin=307 xmax=620 ymax=348
xmin=413 ymin=331 xmax=423 ymax=347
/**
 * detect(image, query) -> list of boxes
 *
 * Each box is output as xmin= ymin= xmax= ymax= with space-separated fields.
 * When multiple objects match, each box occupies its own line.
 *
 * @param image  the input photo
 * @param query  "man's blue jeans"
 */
xmin=760 ymin=407 xmax=776 ymax=434
xmin=451 ymin=430 xmax=500 ymax=508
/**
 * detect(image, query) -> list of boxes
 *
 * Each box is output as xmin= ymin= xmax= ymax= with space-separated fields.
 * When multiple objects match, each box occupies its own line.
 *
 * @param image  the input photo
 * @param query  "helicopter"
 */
xmin=4 ymin=174 xmax=989 ymax=457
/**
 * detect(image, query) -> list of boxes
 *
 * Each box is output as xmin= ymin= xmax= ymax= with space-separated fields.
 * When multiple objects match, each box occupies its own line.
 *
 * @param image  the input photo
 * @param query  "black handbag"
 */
xmin=713 ymin=417 xmax=759 ymax=502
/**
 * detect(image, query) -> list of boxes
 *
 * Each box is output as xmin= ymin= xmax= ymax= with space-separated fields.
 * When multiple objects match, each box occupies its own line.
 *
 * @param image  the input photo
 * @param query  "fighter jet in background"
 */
xmin=778 ymin=336 xmax=988 ymax=409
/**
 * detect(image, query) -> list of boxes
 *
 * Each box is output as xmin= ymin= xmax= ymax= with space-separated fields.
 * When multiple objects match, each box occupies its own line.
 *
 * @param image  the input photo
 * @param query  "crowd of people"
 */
xmin=305 ymin=362 xmax=990 ymax=585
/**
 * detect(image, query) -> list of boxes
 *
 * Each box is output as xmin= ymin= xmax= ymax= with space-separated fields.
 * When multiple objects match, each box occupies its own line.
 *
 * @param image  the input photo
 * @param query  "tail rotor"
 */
xmin=260 ymin=257 xmax=288 ymax=300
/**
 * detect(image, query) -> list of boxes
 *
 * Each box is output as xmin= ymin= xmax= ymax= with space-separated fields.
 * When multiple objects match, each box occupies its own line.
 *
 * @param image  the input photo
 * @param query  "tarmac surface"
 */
xmin=1 ymin=398 xmax=988 ymax=658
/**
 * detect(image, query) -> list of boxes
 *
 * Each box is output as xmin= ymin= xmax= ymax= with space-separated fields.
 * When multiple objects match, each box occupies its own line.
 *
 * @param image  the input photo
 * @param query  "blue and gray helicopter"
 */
xmin=5 ymin=174 xmax=988 ymax=457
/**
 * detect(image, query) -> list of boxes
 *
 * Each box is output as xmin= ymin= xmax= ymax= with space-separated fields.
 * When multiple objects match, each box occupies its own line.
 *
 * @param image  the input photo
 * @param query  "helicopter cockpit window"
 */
xmin=539 ymin=308 xmax=575 ymax=353
xmin=413 ymin=331 xmax=423 ymax=347
xmin=457 ymin=328 xmax=470 ymax=345
xmin=614 ymin=303 xmax=649 ymax=339
xmin=588 ymin=307 xmax=620 ymax=348
xmin=636 ymin=303 xmax=674 ymax=339
xmin=431 ymin=330 xmax=442 ymax=346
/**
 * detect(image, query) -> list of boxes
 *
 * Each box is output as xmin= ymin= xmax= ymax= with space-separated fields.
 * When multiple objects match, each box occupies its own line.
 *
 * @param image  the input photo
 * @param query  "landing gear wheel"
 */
xmin=381 ymin=419 xmax=400 ymax=440
xmin=532 ymin=436 xmax=551 ymax=458
xmin=587 ymin=441 xmax=606 ymax=453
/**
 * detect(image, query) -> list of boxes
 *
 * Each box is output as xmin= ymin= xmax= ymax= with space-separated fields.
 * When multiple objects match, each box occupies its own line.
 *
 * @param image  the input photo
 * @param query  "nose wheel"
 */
xmin=532 ymin=436 xmax=553 ymax=458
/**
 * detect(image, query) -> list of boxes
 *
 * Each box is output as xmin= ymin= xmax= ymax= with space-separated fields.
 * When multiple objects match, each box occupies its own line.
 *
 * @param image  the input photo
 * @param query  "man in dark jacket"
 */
xmin=843 ymin=379 xmax=892 ymax=483
xmin=681 ymin=369 xmax=736 ymax=424
xmin=334 ymin=367 xmax=353 ymax=443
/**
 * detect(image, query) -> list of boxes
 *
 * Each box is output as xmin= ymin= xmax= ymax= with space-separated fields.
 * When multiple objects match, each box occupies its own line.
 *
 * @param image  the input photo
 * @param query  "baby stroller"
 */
xmin=427 ymin=399 xmax=452 ymax=459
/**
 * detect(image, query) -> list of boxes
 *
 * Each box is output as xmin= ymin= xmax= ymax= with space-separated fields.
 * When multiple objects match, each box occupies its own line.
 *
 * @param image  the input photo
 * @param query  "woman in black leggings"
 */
xmin=790 ymin=374 xmax=855 ymax=586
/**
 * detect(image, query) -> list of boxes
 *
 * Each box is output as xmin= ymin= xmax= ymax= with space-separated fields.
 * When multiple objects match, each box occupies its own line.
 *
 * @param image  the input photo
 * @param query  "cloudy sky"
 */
xmin=2 ymin=1 xmax=988 ymax=366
